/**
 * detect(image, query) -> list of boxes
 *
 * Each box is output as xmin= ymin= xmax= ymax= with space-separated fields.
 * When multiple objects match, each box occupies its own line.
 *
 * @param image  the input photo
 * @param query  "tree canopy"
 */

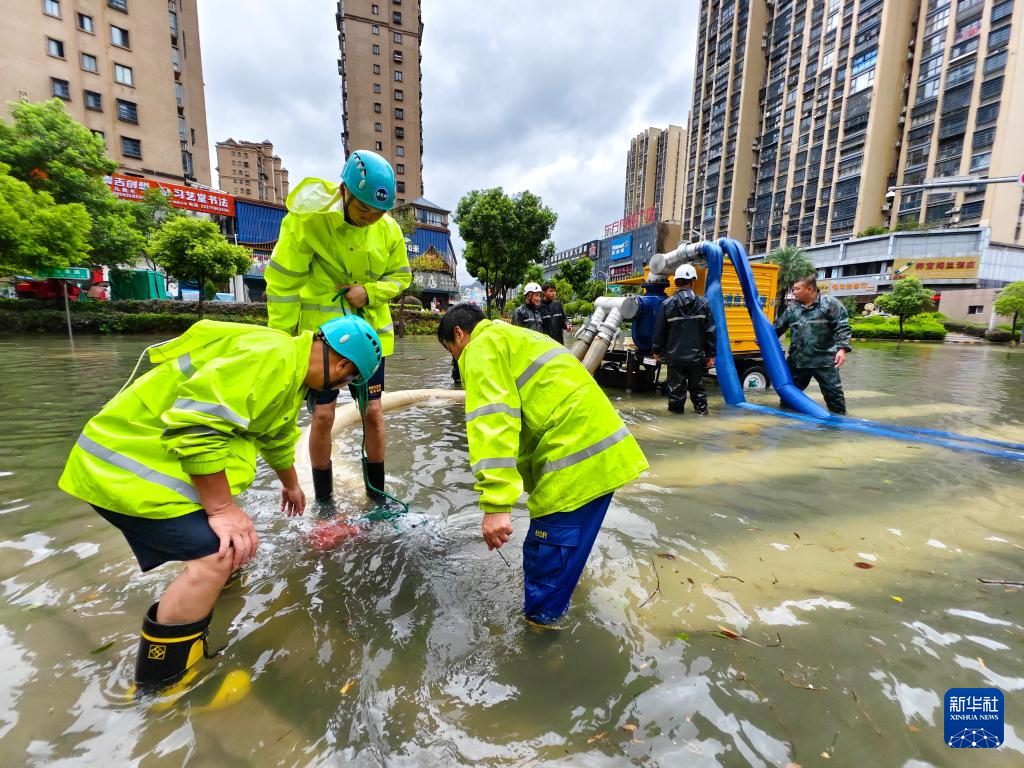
xmin=454 ymin=187 xmax=557 ymax=314
xmin=0 ymin=99 xmax=143 ymax=267
xmin=556 ymin=257 xmax=594 ymax=300
xmin=765 ymin=246 xmax=816 ymax=307
xmin=146 ymin=217 xmax=251 ymax=317
xmin=0 ymin=162 xmax=92 ymax=276
xmin=875 ymin=277 xmax=933 ymax=341
xmin=993 ymin=281 xmax=1024 ymax=346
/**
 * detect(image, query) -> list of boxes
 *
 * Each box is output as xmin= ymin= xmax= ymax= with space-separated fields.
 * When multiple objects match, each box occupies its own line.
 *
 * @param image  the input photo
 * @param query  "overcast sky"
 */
xmin=197 ymin=1 xmax=699 ymax=283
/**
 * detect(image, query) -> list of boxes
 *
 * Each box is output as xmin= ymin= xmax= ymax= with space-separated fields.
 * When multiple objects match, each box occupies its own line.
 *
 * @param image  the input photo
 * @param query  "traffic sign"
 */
xmin=1019 ymin=171 xmax=1024 ymax=187
xmin=38 ymin=267 xmax=91 ymax=280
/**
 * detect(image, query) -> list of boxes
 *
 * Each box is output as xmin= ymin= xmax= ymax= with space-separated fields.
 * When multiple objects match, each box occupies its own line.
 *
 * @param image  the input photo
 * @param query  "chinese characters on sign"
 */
xmin=821 ymin=277 xmax=881 ymax=296
xmin=893 ymin=258 xmax=979 ymax=281
xmin=104 ymin=174 xmax=236 ymax=217
xmin=604 ymin=207 xmax=656 ymax=237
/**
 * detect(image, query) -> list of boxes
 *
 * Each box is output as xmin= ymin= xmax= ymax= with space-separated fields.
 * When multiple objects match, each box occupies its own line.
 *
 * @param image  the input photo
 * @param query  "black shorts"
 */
xmin=93 ymin=505 xmax=220 ymax=572
xmin=313 ymin=356 xmax=385 ymax=405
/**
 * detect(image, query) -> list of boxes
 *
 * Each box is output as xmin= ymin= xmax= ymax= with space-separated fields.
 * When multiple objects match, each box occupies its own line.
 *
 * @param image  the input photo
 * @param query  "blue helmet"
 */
xmin=341 ymin=150 xmax=396 ymax=211
xmin=319 ymin=315 xmax=382 ymax=383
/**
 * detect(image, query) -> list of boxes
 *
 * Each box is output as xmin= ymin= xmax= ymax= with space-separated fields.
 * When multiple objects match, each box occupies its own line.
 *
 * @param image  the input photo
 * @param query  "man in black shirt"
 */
xmin=540 ymin=283 xmax=570 ymax=345
xmin=511 ymin=282 xmax=545 ymax=333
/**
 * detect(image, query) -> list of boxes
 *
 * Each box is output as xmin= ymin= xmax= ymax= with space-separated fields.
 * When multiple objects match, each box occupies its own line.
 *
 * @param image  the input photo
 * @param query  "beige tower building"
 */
xmin=624 ymin=125 xmax=687 ymax=224
xmin=337 ymin=0 xmax=423 ymax=206
xmin=891 ymin=0 xmax=1024 ymax=244
xmin=216 ymin=139 xmax=290 ymax=204
xmin=687 ymin=0 xmax=1024 ymax=252
xmin=0 ymin=0 xmax=211 ymax=185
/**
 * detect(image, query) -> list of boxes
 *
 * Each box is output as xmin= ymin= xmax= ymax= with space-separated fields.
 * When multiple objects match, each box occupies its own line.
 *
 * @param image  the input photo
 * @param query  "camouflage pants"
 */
xmin=788 ymin=363 xmax=846 ymax=415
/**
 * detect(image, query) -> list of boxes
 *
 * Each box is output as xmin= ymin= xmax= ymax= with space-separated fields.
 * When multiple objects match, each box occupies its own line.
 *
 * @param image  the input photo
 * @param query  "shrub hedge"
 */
xmin=849 ymin=313 xmax=947 ymax=340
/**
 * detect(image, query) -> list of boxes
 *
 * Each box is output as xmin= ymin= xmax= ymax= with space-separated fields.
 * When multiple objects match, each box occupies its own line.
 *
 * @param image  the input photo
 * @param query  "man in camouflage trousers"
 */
xmin=774 ymin=275 xmax=852 ymax=414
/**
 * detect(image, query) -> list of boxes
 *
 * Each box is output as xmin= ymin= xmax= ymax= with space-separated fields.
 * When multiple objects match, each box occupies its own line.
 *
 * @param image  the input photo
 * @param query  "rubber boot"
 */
xmin=135 ymin=603 xmax=211 ymax=688
xmin=693 ymin=392 xmax=710 ymax=416
xmin=312 ymin=463 xmax=335 ymax=517
xmin=365 ymin=461 xmax=386 ymax=504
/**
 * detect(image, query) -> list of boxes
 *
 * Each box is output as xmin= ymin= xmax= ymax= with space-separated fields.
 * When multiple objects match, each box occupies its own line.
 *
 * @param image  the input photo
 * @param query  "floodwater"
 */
xmin=0 ymin=333 xmax=1022 ymax=767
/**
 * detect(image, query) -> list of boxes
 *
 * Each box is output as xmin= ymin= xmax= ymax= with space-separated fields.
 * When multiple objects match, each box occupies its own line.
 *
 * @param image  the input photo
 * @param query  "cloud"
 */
xmin=197 ymin=1 xmax=699 ymax=283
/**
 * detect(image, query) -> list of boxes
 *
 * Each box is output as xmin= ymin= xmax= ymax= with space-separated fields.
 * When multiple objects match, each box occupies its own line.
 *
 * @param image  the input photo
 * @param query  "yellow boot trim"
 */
xmin=192 ymin=670 xmax=252 ymax=713
xmin=141 ymin=630 xmax=204 ymax=644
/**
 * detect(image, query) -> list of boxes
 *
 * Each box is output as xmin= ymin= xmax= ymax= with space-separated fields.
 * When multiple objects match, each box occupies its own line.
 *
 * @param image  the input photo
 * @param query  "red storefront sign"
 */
xmin=604 ymin=207 xmax=656 ymax=237
xmin=104 ymin=173 xmax=236 ymax=216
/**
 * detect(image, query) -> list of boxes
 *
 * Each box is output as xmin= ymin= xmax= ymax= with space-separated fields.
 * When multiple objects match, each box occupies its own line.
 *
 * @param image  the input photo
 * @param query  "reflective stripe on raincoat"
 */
xmin=264 ymin=177 xmax=411 ymax=355
xmin=58 ymin=321 xmax=313 ymax=519
xmin=459 ymin=320 xmax=648 ymax=518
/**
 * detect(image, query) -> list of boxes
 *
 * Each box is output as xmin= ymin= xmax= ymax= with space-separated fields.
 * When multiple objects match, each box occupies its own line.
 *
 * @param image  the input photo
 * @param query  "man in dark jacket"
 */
xmin=539 ymin=283 xmax=570 ymax=344
xmin=774 ymin=274 xmax=852 ymax=414
xmin=511 ymin=282 xmax=545 ymax=333
xmin=653 ymin=265 xmax=716 ymax=414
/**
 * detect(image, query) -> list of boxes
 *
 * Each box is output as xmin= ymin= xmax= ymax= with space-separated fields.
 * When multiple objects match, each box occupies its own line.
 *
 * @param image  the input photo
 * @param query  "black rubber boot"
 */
xmin=312 ymin=463 xmax=333 ymax=502
xmin=365 ymin=461 xmax=386 ymax=503
xmin=135 ymin=603 xmax=211 ymax=688
xmin=693 ymin=393 xmax=710 ymax=416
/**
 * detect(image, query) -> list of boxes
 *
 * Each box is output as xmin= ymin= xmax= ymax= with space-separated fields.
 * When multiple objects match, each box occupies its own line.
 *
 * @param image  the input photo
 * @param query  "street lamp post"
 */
xmin=595 ymin=270 xmax=610 ymax=294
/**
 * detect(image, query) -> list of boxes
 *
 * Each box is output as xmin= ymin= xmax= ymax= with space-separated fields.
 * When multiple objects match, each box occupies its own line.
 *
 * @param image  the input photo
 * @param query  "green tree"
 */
xmin=556 ymin=256 xmax=594 ymax=300
xmin=875 ymin=277 xmax=934 ymax=341
xmin=839 ymin=296 xmax=859 ymax=317
xmin=0 ymin=162 xmax=92 ymax=276
xmin=454 ymin=187 xmax=557 ymax=315
xmin=146 ymin=217 xmax=252 ymax=318
xmin=766 ymin=246 xmax=816 ymax=307
xmin=993 ymin=281 xmax=1024 ymax=347
xmin=858 ymin=225 xmax=889 ymax=237
xmin=0 ymin=99 xmax=144 ymax=267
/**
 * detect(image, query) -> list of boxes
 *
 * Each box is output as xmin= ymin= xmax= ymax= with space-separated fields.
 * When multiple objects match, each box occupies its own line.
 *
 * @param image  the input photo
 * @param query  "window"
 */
xmin=372 ymin=3 xmax=379 ymax=12
xmin=121 ymin=137 xmax=142 ymax=159
xmin=395 ymin=145 xmax=405 ymax=157
xmin=117 ymin=99 xmax=138 ymax=123
xmin=393 ymin=11 xmax=402 ymax=24
xmin=396 ymin=181 xmax=405 ymax=194
xmin=394 ymin=88 xmax=403 ymax=100
xmin=374 ymin=102 xmax=382 ymax=113
xmin=114 ymin=63 xmax=133 ymax=85
xmin=372 ymin=44 xmax=380 ymax=55
xmin=172 ymin=47 xmax=180 ymax=71
xmin=47 ymin=38 xmax=65 ymax=58
xmin=84 ymin=91 xmax=102 ymax=111
xmin=77 ymin=13 xmax=94 ymax=32
xmin=393 ymin=50 xmax=403 ymax=63
xmin=110 ymin=25 xmax=130 ymax=48
xmin=375 ymin=141 xmax=383 ymax=150
xmin=917 ymin=78 xmax=940 ymax=99
xmin=372 ymin=64 xmax=381 ymax=75
xmin=43 ymin=0 xmax=60 ymax=17
xmin=396 ymin=163 xmax=405 ymax=174
xmin=373 ymin=83 xmax=382 ymax=93
xmin=178 ymin=116 xmax=186 ymax=140
xmin=394 ymin=70 xmax=403 ymax=81
xmin=984 ymin=50 xmax=1008 ymax=74
xmin=970 ymin=152 xmax=990 ymax=171
xmin=967 ymin=305 xmax=984 ymax=315
xmin=989 ymin=25 xmax=1011 ymax=49
xmin=175 ymin=82 xmax=183 ymax=106
xmin=395 ymin=126 xmax=404 ymax=138
xmin=374 ymin=122 xmax=382 ymax=132
xmin=393 ymin=32 xmax=402 ymax=43
xmin=851 ymin=69 xmax=875 ymax=93
xmin=108 ymin=0 xmax=128 ymax=11
xmin=81 ymin=53 xmax=98 ymax=72
xmin=51 ymin=78 xmax=70 ymax=100
xmin=394 ymin=107 xmax=404 ymax=119
xmin=371 ymin=24 xmax=380 ymax=34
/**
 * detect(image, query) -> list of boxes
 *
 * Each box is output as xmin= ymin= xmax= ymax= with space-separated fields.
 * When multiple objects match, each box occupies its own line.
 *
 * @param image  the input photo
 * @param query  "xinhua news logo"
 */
xmin=944 ymin=688 xmax=1003 ymax=749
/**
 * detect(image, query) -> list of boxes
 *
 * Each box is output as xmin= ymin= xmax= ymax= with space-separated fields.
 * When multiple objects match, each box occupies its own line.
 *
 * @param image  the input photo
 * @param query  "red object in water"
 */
xmin=307 ymin=520 xmax=363 ymax=550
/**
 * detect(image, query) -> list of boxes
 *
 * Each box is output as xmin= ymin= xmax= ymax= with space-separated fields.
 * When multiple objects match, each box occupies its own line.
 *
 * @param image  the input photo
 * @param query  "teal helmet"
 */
xmin=319 ymin=315 xmax=382 ymax=383
xmin=341 ymin=150 xmax=396 ymax=211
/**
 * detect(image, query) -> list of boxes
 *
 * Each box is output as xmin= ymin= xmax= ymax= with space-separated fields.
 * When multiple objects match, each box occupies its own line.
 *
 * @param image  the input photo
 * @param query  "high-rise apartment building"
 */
xmin=685 ymin=0 xmax=1023 ymax=253
xmin=216 ymin=139 xmax=290 ymax=204
xmin=1 ymin=0 xmax=211 ymax=185
xmin=624 ymin=126 xmax=687 ymax=223
xmin=337 ymin=0 xmax=423 ymax=206
xmin=891 ymin=0 xmax=1023 ymax=243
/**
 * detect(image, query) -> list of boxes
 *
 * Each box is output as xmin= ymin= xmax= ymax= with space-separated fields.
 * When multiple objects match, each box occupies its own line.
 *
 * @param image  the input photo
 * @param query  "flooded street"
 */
xmin=1 ymin=333 xmax=1022 ymax=766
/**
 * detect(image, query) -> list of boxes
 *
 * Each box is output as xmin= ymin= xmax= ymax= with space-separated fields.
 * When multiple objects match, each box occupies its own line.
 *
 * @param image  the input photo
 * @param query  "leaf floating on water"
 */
xmin=339 ymin=679 xmax=356 ymax=695
xmin=716 ymin=625 xmax=741 ymax=640
xmin=890 ymin=595 xmax=903 ymax=602
xmin=90 ymin=641 xmax=114 ymax=654
xmin=854 ymin=562 xmax=875 ymax=569
xmin=586 ymin=731 xmax=607 ymax=744
xmin=908 ymin=725 xmax=919 ymax=733
xmin=687 ymin=577 xmax=695 ymax=585
xmin=622 ymin=724 xmax=638 ymax=733
xmin=794 ymin=532 xmax=801 ymax=540
xmin=820 ymin=752 xmax=831 ymax=759
xmin=977 ymin=657 xmax=986 ymax=669
xmin=656 ymin=553 xmax=676 ymax=560
xmin=676 ymin=632 xmax=689 ymax=641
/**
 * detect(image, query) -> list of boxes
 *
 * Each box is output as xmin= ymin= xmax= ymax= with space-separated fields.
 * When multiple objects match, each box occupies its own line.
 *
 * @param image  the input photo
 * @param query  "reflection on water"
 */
xmin=0 ymin=334 xmax=1022 ymax=766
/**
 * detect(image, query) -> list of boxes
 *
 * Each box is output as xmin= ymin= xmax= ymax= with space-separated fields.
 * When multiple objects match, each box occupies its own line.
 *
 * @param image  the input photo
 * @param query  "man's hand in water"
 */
xmin=482 ymin=512 xmax=513 ymax=550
